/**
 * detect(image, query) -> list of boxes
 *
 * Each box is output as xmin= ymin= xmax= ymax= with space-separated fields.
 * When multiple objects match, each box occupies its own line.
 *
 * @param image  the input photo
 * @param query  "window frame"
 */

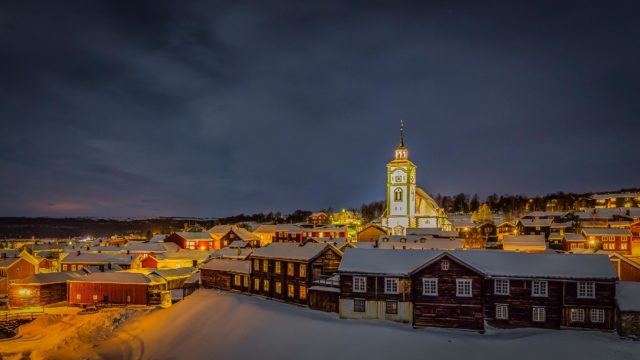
xmin=299 ymin=285 xmax=307 ymax=300
xmin=570 ymin=308 xmax=585 ymax=322
xmin=494 ymin=279 xmax=510 ymax=295
xmin=591 ymin=309 xmax=605 ymax=323
xmin=495 ymin=304 xmax=509 ymax=320
xmin=531 ymin=280 xmax=548 ymax=297
xmin=275 ymin=281 xmax=282 ymax=294
xmin=287 ymin=263 xmax=294 ymax=276
xmin=456 ymin=279 xmax=472 ymax=297
xmin=353 ymin=276 xmax=367 ymax=293
xmin=353 ymin=298 xmax=366 ymax=312
xmin=384 ymin=277 xmax=399 ymax=294
xmin=422 ymin=278 xmax=438 ymax=296
xmin=385 ymin=300 xmax=398 ymax=315
xmin=299 ymin=264 xmax=307 ymax=277
xmin=532 ymin=306 xmax=546 ymax=322
xmin=441 ymin=260 xmax=450 ymax=271
xmin=577 ymin=282 xmax=595 ymax=299
xmin=274 ymin=261 xmax=281 ymax=274
xmin=287 ymin=284 xmax=295 ymax=298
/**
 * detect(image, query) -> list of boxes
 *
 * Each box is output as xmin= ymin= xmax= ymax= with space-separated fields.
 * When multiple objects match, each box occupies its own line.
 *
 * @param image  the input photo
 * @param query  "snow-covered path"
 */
xmin=98 ymin=289 xmax=638 ymax=360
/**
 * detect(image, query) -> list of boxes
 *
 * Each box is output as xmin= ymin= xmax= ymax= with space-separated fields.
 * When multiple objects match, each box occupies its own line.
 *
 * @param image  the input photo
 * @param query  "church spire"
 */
xmin=394 ymin=119 xmax=408 ymax=160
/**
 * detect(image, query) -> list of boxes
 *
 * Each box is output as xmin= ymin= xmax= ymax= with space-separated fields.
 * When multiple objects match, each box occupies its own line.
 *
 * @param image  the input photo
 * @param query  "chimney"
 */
xmin=108 ymin=263 xmax=112 ymax=270
xmin=127 ymin=250 xmax=130 ymax=255
xmin=192 ymin=260 xmax=198 ymax=268
xmin=77 ymin=250 xmax=81 ymax=256
xmin=236 ymin=247 xmax=241 ymax=256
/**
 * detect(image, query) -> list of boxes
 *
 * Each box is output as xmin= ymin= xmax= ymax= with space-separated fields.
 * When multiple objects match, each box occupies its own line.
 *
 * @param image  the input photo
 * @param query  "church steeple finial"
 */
xmin=394 ymin=119 xmax=408 ymax=160
xmin=399 ymin=119 xmax=405 ymax=148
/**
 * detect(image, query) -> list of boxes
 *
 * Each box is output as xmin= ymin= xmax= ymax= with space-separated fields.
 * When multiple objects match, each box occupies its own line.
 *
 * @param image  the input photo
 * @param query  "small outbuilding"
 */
xmin=67 ymin=272 xmax=167 ymax=306
xmin=616 ymin=281 xmax=640 ymax=338
xmin=8 ymin=271 xmax=85 ymax=309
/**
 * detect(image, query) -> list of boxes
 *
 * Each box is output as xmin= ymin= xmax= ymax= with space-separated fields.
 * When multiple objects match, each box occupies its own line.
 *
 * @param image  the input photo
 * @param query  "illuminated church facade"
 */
xmin=382 ymin=122 xmax=452 ymax=235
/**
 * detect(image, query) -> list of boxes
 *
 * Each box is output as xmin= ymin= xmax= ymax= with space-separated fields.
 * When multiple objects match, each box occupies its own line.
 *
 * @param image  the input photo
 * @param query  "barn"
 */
xmin=8 ymin=271 xmax=84 ymax=309
xmin=67 ymin=272 xmax=167 ymax=306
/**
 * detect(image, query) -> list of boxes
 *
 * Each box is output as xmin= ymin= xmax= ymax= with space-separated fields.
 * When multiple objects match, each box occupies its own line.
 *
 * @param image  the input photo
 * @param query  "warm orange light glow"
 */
xmin=18 ymin=288 xmax=31 ymax=296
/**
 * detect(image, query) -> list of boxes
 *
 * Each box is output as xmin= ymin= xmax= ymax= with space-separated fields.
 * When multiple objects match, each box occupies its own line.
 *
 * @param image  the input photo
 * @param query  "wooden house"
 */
xmin=306 ymin=212 xmax=329 ymax=225
xmin=356 ymin=224 xmax=388 ymax=242
xmin=164 ymin=232 xmax=217 ymax=251
xmin=8 ymin=271 xmax=84 ymax=309
xmin=581 ymin=228 xmax=632 ymax=254
xmin=608 ymin=253 xmax=640 ymax=281
xmin=252 ymin=224 xmax=277 ymax=246
xmin=0 ymin=256 xmax=37 ymax=295
xmin=563 ymin=233 xmax=586 ymax=251
xmin=61 ymin=252 xmax=143 ymax=272
xmin=67 ymin=272 xmax=167 ymax=306
xmin=219 ymin=227 xmax=260 ymax=248
xmin=496 ymin=221 xmax=517 ymax=241
xmin=249 ymin=243 xmax=342 ymax=305
xmin=338 ymin=249 xmax=617 ymax=331
xmin=502 ymin=235 xmax=547 ymax=253
xmin=140 ymin=249 xmax=211 ymax=269
xmin=516 ymin=218 xmax=553 ymax=239
xmin=200 ymin=258 xmax=251 ymax=292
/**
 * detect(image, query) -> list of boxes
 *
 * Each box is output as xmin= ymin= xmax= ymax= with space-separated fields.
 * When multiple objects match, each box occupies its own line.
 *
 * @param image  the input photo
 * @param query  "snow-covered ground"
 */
xmin=1 ymin=289 xmax=637 ymax=359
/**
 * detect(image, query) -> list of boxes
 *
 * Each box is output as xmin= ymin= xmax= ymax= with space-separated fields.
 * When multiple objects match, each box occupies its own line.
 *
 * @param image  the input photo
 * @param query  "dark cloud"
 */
xmin=0 ymin=1 xmax=638 ymax=217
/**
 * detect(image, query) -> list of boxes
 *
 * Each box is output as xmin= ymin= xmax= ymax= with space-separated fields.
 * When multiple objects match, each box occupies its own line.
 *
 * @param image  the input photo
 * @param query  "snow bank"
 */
xmin=101 ymin=290 xmax=637 ymax=360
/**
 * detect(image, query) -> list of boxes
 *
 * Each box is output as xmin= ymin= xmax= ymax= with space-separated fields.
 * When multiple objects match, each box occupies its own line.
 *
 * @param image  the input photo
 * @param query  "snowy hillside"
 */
xmin=1 ymin=290 xmax=637 ymax=360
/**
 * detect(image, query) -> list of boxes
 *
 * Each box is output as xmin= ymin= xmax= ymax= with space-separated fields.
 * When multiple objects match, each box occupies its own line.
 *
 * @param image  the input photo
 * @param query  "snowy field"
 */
xmin=1 ymin=289 xmax=638 ymax=360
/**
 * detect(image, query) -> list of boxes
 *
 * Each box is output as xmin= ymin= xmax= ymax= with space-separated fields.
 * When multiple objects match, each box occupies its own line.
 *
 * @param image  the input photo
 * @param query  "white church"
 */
xmin=381 ymin=122 xmax=452 ymax=235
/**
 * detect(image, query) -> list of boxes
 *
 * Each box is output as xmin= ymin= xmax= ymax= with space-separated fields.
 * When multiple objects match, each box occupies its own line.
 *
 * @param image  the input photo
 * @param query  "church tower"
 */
xmin=383 ymin=120 xmax=417 ymax=235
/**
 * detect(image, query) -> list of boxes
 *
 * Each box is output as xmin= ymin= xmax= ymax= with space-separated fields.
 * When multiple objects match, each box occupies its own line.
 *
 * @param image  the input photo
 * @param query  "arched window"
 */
xmin=394 ymin=188 xmax=403 ymax=201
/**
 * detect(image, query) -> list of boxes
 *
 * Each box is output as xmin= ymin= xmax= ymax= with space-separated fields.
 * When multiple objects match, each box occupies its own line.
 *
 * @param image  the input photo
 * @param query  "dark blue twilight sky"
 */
xmin=0 ymin=1 xmax=639 ymax=217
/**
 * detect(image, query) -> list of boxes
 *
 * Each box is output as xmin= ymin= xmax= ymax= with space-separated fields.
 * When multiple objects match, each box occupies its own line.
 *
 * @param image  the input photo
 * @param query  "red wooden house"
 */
xmin=164 ymin=232 xmax=217 ymax=251
xmin=0 ymin=255 xmax=36 ymax=295
xmin=581 ymin=228 xmax=632 ymax=254
xmin=67 ymin=272 xmax=166 ymax=306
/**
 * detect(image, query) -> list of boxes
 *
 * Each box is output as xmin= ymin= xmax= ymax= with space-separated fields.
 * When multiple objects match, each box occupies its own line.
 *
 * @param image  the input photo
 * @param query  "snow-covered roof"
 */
xmin=69 ymin=272 xmax=164 ymax=285
xmin=211 ymin=247 xmax=253 ymax=260
xmin=616 ymin=282 xmax=640 ymax=312
xmin=550 ymin=221 xmax=572 ymax=228
xmin=339 ymin=249 xmax=617 ymax=280
xmin=228 ymin=227 xmax=260 ymax=241
xmin=200 ymin=258 xmax=251 ymax=274
xmin=339 ymin=249 xmax=441 ymax=276
xmin=207 ymin=225 xmax=235 ymax=234
xmin=125 ymin=242 xmax=168 ymax=253
xmin=453 ymin=251 xmax=617 ymax=280
xmin=308 ymin=285 xmax=340 ymax=293
xmin=548 ymin=232 xmax=563 ymax=240
xmin=406 ymin=228 xmax=458 ymax=238
xmin=253 ymin=224 xmax=277 ymax=233
xmin=13 ymin=271 xmax=85 ymax=285
xmin=517 ymin=218 xmax=553 ymax=227
xmin=228 ymin=240 xmax=251 ymax=248
xmin=502 ymin=235 xmax=547 ymax=252
xmin=0 ymin=257 xmax=22 ymax=268
xmin=150 ymin=267 xmax=196 ymax=279
xmin=174 ymin=232 xmax=214 ymax=240
xmin=581 ymin=228 xmax=632 ymax=236
xmin=524 ymin=211 xmax=570 ymax=218
xmin=153 ymin=249 xmax=212 ymax=262
xmin=250 ymin=243 xmax=337 ymax=261
xmin=351 ymin=242 xmax=376 ymax=249
xmin=564 ymin=233 xmax=585 ymax=241
xmin=148 ymin=234 xmax=168 ymax=243
xmin=378 ymin=238 xmax=464 ymax=250
xmin=61 ymin=252 xmax=141 ymax=265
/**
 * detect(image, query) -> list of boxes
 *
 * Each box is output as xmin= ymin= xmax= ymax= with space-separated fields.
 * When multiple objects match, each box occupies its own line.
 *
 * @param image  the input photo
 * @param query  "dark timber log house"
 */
xmin=338 ymin=248 xmax=617 ymax=331
xmin=249 ymin=242 xmax=342 ymax=305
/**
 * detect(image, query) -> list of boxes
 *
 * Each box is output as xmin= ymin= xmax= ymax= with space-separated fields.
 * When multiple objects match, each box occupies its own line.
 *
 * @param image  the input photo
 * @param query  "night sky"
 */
xmin=1 ymin=1 xmax=639 ymax=217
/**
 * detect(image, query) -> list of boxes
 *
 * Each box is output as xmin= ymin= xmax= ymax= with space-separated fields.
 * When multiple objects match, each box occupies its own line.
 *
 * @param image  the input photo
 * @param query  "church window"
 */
xmin=394 ymin=188 xmax=403 ymax=201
